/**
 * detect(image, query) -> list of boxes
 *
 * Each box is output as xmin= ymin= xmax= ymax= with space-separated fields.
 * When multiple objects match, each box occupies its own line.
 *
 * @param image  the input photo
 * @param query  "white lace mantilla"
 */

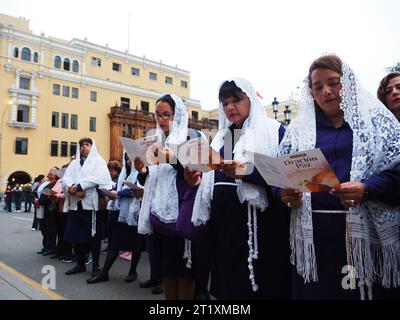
xmin=279 ymin=56 xmax=400 ymax=298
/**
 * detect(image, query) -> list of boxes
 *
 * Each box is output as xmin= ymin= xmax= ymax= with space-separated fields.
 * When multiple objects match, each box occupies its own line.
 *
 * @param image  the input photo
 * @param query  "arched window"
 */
xmin=54 ymin=56 xmax=61 ymax=69
xmin=72 ymin=60 xmax=79 ymax=73
xmin=63 ymin=58 xmax=70 ymax=71
xmin=21 ymin=47 xmax=31 ymax=61
xmin=33 ymin=52 xmax=39 ymax=63
xmin=14 ymin=47 xmax=19 ymax=58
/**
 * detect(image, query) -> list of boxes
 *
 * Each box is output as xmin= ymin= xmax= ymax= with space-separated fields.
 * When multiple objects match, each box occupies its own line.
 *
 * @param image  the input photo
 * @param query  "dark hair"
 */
xmin=308 ymin=55 xmax=343 ymax=89
xmin=156 ymin=94 xmax=175 ymax=113
xmin=124 ymin=152 xmax=130 ymax=162
xmin=107 ymin=160 xmax=122 ymax=173
xmin=218 ymin=81 xmax=245 ymax=103
xmin=377 ymin=72 xmax=400 ymax=106
xmin=34 ymin=174 xmax=45 ymax=182
xmin=79 ymin=137 xmax=93 ymax=147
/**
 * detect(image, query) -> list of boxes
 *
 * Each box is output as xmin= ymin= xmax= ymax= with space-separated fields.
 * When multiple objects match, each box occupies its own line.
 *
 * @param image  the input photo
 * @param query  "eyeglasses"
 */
xmin=154 ymin=112 xmax=173 ymax=121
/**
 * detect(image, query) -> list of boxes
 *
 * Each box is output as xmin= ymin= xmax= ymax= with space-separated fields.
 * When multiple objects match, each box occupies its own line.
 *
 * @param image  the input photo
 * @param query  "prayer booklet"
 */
xmin=170 ymin=137 xmax=223 ymax=173
xmin=252 ymin=148 xmax=340 ymax=192
xmin=119 ymin=136 xmax=161 ymax=166
xmin=122 ymin=180 xmax=144 ymax=190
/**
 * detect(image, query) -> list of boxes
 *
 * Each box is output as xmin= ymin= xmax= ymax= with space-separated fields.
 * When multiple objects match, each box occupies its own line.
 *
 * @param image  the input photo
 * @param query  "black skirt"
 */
xmin=108 ymin=210 xmax=146 ymax=252
xmin=64 ymin=209 xmax=106 ymax=243
xmin=209 ymin=185 xmax=292 ymax=300
xmin=152 ymin=230 xmax=196 ymax=279
xmin=292 ymin=212 xmax=400 ymax=300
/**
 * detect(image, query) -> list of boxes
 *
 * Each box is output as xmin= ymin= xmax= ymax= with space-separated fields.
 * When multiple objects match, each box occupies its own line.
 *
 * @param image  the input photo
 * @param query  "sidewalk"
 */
xmin=0 ymin=261 xmax=64 ymax=300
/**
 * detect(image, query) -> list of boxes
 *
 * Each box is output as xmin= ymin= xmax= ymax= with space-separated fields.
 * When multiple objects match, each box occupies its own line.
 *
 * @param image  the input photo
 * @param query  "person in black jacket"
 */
xmin=36 ymin=169 xmax=59 ymax=256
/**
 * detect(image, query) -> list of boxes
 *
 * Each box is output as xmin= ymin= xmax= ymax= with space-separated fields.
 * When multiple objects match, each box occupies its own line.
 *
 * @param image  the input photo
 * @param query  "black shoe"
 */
xmin=42 ymin=250 xmax=55 ymax=256
xmin=91 ymin=266 xmax=101 ymax=277
xmin=62 ymin=255 xmax=74 ymax=263
xmin=125 ymin=272 xmax=137 ymax=283
xmin=139 ymin=279 xmax=159 ymax=288
xmin=87 ymin=273 xmax=109 ymax=284
xmin=65 ymin=265 xmax=86 ymax=275
xmin=151 ymin=285 xmax=163 ymax=295
xmin=37 ymin=249 xmax=45 ymax=254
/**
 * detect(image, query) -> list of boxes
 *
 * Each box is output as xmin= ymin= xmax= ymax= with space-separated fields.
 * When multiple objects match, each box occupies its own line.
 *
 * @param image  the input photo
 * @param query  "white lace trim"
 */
xmin=247 ymin=204 xmax=259 ymax=292
xmin=183 ymin=239 xmax=192 ymax=269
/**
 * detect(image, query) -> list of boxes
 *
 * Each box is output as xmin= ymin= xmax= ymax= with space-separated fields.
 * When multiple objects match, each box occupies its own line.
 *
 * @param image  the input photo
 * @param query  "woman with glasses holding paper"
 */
xmin=134 ymin=93 xmax=209 ymax=300
xmin=279 ymin=54 xmax=400 ymax=300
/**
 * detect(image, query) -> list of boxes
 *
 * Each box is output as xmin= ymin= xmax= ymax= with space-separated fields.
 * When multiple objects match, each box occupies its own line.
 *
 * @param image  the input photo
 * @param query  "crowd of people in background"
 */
xmin=2 ymin=183 xmax=32 ymax=213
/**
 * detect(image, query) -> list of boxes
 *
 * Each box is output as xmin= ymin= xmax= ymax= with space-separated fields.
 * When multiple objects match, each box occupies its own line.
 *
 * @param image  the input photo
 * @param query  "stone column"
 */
xmin=31 ymin=97 xmax=37 ymax=125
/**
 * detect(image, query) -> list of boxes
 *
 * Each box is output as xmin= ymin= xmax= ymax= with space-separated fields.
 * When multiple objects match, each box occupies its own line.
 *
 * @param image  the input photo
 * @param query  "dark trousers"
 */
xmin=32 ymin=207 xmax=39 ymax=229
xmin=148 ymin=234 xmax=161 ymax=282
xmin=194 ymin=232 xmax=211 ymax=296
xmin=15 ymin=198 xmax=21 ymax=211
xmin=6 ymin=200 xmax=12 ymax=212
xmin=42 ymin=209 xmax=57 ymax=252
xmin=56 ymin=211 xmax=72 ymax=256
xmin=75 ymin=243 xmax=90 ymax=267
xmin=25 ymin=200 xmax=32 ymax=212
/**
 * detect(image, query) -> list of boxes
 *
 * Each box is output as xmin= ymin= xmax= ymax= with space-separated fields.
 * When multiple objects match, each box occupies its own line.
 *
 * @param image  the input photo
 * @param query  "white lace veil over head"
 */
xmin=210 ymin=78 xmax=281 ymax=292
xmin=154 ymin=93 xmax=188 ymax=147
xmin=211 ymin=77 xmax=281 ymax=210
xmin=279 ymin=54 xmax=400 ymax=297
xmin=138 ymin=93 xmax=190 ymax=234
xmin=65 ymin=139 xmax=112 ymax=188
xmin=117 ymin=150 xmax=139 ymax=225
xmin=62 ymin=139 xmax=113 ymax=237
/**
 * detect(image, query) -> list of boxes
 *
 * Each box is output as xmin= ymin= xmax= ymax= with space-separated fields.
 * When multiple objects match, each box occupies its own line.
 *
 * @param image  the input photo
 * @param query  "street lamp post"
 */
xmin=272 ymin=97 xmax=279 ymax=120
xmin=284 ymin=105 xmax=292 ymax=126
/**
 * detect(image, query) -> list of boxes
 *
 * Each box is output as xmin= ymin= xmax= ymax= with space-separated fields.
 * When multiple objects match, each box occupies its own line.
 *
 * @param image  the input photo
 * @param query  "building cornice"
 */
xmin=7 ymin=121 xmax=37 ymax=129
xmin=69 ymin=38 xmax=190 ymax=77
xmin=0 ymin=27 xmax=190 ymax=76
xmin=0 ymin=28 xmax=85 ymax=57
xmin=8 ymin=87 xmax=40 ymax=98
xmin=48 ymin=68 xmax=201 ymax=108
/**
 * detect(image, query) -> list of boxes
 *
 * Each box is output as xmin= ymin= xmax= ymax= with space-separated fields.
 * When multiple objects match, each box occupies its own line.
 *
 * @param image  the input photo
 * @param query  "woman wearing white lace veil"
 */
xmin=190 ymin=78 xmax=291 ymax=299
xmin=134 ymin=93 xmax=201 ymax=300
xmin=279 ymin=54 xmax=400 ymax=300
xmin=63 ymin=137 xmax=113 ymax=277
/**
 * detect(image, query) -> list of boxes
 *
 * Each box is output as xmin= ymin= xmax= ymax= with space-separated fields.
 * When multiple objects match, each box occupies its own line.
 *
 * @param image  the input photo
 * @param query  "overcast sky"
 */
xmin=1 ymin=0 xmax=399 ymax=110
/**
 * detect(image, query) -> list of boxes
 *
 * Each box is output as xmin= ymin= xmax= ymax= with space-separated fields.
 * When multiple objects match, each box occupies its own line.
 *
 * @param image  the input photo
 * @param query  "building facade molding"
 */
xmin=47 ymin=68 xmax=202 ymax=108
xmin=0 ymin=28 xmax=190 ymax=76
xmin=8 ymin=87 xmax=40 ymax=98
xmin=70 ymin=39 xmax=190 ymax=77
xmin=7 ymin=121 xmax=37 ymax=129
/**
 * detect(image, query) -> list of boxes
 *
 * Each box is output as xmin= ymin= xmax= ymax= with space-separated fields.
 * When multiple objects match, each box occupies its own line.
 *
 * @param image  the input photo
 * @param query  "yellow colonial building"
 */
xmin=0 ymin=13 xmax=214 ymax=188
